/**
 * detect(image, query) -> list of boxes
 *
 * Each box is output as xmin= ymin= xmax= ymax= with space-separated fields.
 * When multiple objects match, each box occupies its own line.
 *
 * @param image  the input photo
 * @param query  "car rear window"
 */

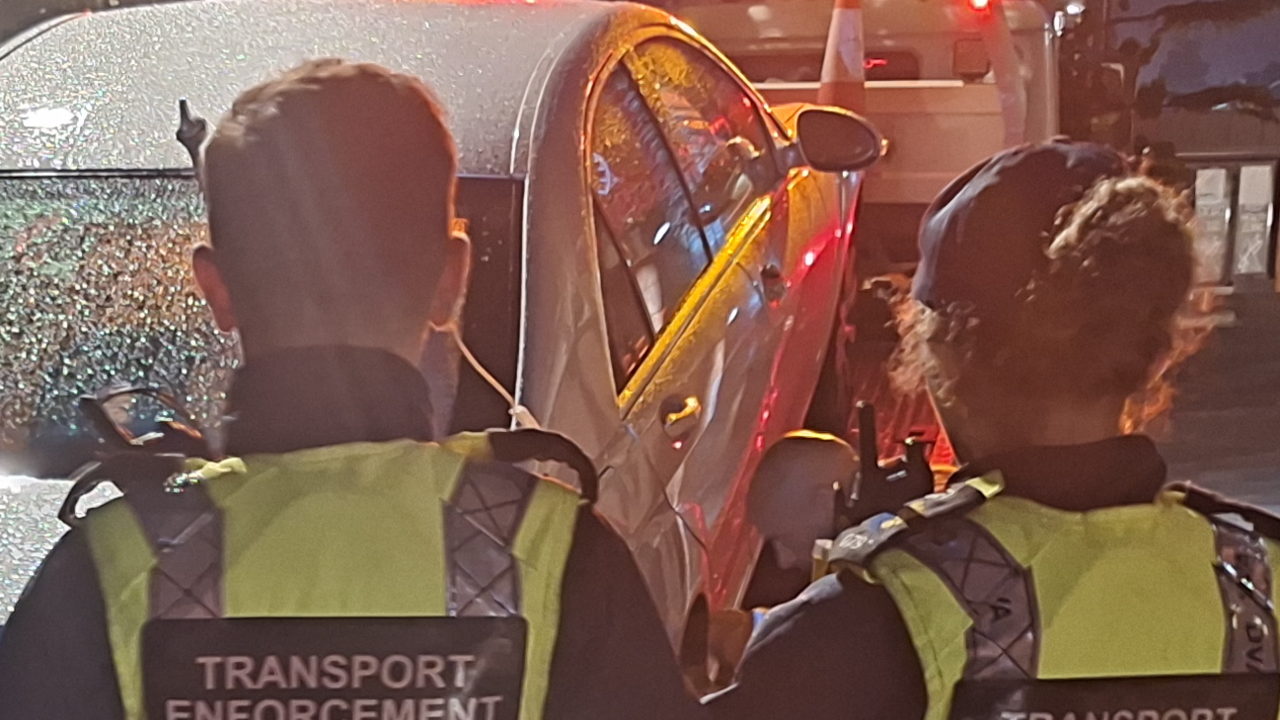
xmin=0 ymin=174 xmax=521 ymax=479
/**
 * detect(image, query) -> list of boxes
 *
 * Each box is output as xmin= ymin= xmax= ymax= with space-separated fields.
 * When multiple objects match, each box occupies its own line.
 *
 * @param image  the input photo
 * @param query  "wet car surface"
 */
xmin=0 ymin=0 xmax=867 ymax=642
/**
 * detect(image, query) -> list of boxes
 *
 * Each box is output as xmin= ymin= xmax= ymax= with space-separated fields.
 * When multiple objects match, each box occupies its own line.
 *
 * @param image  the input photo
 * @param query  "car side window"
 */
xmin=594 ymin=209 xmax=655 ymax=391
xmin=591 ymin=67 xmax=713 ymax=389
xmin=629 ymin=38 xmax=777 ymax=254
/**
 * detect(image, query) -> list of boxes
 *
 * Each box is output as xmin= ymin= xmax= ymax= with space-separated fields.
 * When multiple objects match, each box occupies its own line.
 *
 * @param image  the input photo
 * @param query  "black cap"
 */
xmin=912 ymin=140 xmax=1128 ymax=322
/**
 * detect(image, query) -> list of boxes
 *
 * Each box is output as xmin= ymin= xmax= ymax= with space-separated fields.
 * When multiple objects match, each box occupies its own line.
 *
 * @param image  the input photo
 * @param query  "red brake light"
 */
xmin=968 ymin=0 xmax=991 ymax=11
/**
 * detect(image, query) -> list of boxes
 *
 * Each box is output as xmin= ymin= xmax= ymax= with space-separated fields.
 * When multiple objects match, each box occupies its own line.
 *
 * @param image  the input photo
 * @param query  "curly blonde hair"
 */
xmin=894 ymin=175 xmax=1204 ymax=433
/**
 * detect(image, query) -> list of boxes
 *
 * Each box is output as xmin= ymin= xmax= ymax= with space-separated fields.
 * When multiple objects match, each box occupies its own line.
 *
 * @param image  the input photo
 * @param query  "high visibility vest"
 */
xmin=81 ymin=434 xmax=582 ymax=720
xmin=829 ymin=475 xmax=1280 ymax=720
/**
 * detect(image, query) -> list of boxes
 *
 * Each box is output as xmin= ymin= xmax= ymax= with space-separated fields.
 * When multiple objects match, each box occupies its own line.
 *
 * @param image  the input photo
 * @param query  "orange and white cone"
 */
xmin=817 ymin=0 xmax=866 ymax=114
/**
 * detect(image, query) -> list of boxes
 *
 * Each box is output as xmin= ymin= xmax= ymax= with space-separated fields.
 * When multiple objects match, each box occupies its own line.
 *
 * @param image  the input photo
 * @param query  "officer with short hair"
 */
xmin=0 ymin=59 xmax=704 ymax=720
xmin=705 ymin=140 xmax=1280 ymax=720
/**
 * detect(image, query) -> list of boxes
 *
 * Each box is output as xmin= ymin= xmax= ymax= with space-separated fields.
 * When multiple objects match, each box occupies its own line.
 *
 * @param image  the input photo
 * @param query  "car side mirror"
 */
xmin=795 ymin=107 xmax=884 ymax=173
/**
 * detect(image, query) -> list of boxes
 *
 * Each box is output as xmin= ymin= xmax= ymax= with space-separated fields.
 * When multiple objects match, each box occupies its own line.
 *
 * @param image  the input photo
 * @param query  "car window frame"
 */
xmin=583 ymin=27 xmax=793 ymax=411
xmin=663 ymin=33 xmax=795 ymax=146
xmin=624 ymin=35 xmax=784 ymax=256
xmin=592 ymin=204 xmax=659 ymax=393
xmin=604 ymin=27 xmax=794 ymax=190
xmin=629 ymin=35 xmax=780 ymax=164
xmin=587 ymin=58 xmax=719 ymax=396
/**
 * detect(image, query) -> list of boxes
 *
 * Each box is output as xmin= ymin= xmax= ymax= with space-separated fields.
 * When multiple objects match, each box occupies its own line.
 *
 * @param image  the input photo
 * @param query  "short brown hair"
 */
xmin=895 ymin=175 xmax=1202 ymax=431
xmin=203 ymin=59 xmax=457 ymax=342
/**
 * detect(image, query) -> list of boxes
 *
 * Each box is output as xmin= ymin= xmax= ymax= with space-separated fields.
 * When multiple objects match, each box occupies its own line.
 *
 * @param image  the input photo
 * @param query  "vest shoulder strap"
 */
xmin=1164 ymin=481 xmax=1280 ymax=673
xmin=827 ymin=475 xmax=1004 ymax=580
xmin=484 ymin=428 xmax=598 ymax=504
xmin=1168 ymin=480 xmax=1280 ymax=540
xmin=73 ymin=453 xmax=227 ymax=620
xmin=60 ymin=453 xmax=192 ymax=527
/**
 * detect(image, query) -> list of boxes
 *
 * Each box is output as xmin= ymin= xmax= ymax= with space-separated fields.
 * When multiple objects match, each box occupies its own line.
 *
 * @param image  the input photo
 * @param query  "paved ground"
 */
xmin=1159 ymin=279 xmax=1280 ymax=510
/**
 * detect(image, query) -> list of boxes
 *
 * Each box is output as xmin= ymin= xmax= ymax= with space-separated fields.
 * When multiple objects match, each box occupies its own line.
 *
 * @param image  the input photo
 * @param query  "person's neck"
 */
xmin=241 ymin=337 xmax=423 ymax=369
xmin=225 ymin=345 xmax=435 ymax=455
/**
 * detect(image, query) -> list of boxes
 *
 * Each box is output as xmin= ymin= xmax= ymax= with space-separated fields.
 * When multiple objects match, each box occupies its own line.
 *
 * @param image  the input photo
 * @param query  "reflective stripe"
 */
xmin=85 ymin=439 xmax=581 ymax=720
xmin=899 ymin=516 xmax=1039 ymax=681
xmin=1211 ymin=519 xmax=1279 ymax=673
xmin=827 ymin=477 xmax=1003 ymax=581
xmin=123 ymin=482 xmax=224 ymax=620
xmin=510 ymin=479 xmax=582 ymax=720
xmin=898 ymin=513 xmax=1280 ymax=680
xmin=445 ymin=461 xmax=539 ymax=617
xmin=876 ymin=490 xmax=1280 ymax=720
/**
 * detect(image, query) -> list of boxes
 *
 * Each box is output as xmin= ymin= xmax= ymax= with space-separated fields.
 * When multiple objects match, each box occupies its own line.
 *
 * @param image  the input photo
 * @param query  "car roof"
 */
xmin=0 ymin=0 xmax=632 ymax=174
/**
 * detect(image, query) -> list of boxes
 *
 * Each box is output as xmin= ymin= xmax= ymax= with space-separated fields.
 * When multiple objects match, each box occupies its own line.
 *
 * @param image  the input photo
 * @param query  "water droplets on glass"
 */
xmin=0 ymin=176 xmax=238 ymax=470
xmin=0 ymin=0 xmax=606 ymax=174
xmin=0 ymin=176 xmax=235 ymax=621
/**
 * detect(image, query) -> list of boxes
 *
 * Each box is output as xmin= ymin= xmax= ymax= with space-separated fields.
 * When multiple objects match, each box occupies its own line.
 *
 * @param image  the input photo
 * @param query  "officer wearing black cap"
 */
xmin=706 ymin=140 xmax=1280 ymax=720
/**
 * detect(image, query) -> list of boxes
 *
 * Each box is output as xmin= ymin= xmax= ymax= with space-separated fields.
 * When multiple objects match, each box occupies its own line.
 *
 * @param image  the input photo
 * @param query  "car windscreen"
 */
xmin=0 ymin=174 xmax=522 ymax=479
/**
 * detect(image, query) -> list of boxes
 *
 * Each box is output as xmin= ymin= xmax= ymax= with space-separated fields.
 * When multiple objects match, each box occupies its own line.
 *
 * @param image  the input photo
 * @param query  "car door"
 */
xmin=628 ymin=38 xmax=856 ymax=613
xmin=588 ymin=35 xmax=837 ymax=632
xmin=592 ymin=34 xmax=820 ymax=629
xmin=622 ymin=37 xmax=802 ymax=547
xmin=588 ymin=65 xmax=741 ymax=629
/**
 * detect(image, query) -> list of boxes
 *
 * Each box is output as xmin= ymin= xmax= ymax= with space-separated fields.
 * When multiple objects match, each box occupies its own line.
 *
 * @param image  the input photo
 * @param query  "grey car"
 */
xmin=0 ymin=0 xmax=880 ymax=661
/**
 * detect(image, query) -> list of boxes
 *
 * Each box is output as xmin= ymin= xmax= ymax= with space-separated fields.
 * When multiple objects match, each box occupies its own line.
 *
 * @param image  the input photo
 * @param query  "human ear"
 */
xmin=428 ymin=228 xmax=472 ymax=328
xmin=192 ymin=245 xmax=238 ymax=333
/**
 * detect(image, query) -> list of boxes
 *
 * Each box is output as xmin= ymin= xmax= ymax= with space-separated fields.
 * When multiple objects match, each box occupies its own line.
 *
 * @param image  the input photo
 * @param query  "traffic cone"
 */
xmin=817 ymin=0 xmax=866 ymax=114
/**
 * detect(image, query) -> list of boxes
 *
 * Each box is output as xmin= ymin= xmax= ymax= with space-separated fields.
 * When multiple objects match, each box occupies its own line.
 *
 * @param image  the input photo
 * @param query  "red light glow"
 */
xmin=968 ymin=0 xmax=991 ymax=11
xmin=864 ymin=57 xmax=889 ymax=70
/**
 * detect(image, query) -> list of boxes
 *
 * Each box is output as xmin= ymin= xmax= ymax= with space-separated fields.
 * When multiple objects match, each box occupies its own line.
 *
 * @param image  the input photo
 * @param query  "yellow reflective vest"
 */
xmin=829 ymin=475 xmax=1280 ymax=720
xmin=80 ymin=434 xmax=583 ymax=720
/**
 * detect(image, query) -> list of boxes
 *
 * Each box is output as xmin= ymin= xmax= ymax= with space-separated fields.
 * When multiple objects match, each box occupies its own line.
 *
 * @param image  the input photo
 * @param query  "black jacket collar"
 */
xmin=954 ymin=435 xmax=1169 ymax=512
xmin=223 ymin=346 xmax=434 ymax=456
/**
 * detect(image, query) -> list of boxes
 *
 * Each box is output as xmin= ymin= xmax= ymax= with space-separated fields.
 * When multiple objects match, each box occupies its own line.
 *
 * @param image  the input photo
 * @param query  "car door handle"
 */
xmin=760 ymin=263 xmax=787 ymax=303
xmin=661 ymin=396 xmax=703 ymax=439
